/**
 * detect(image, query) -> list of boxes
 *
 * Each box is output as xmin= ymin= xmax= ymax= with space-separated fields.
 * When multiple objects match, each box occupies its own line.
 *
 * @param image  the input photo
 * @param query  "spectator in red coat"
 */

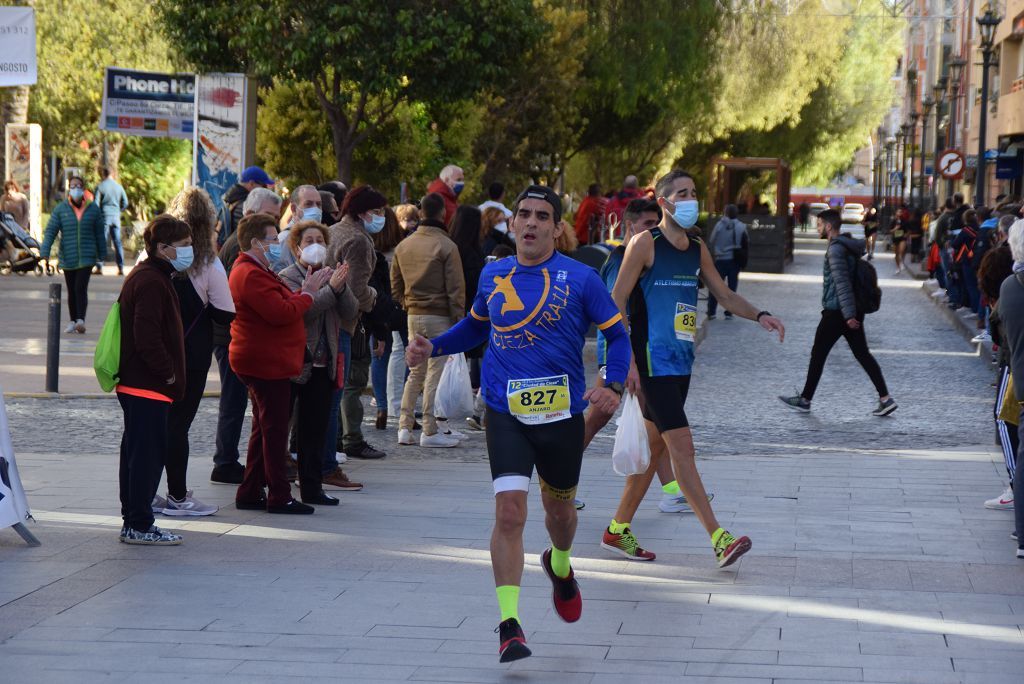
xmin=426 ymin=164 xmax=464 ymax=225
xmin=228 ymin=213 xmax=332 ymax=515
xmin=604 ymin=175 xmax=645 ymax=236
xmin=573 ymin=183 xmax=605 ymax=245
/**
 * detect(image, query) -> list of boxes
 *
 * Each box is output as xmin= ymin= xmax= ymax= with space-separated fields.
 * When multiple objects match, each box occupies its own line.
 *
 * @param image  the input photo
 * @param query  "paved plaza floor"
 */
xmin=1 ymin=239 xmax=1021 ymax=683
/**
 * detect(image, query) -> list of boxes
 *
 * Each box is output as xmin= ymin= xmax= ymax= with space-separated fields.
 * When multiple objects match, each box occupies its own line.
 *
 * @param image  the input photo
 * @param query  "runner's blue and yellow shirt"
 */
xmin=468 ymin=252 xmax=623 ymax=418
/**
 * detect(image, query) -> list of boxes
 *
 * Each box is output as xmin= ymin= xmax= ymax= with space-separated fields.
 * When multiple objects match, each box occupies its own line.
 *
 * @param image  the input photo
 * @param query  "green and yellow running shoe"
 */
xmin=713 ymin=529 xmax=751 ymax=568
xmin=601 ymin=526 xmax=656 ymax=561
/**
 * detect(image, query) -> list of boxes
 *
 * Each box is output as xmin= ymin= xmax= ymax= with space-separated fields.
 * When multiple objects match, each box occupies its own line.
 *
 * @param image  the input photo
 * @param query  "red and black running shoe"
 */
xmin=540 ymin=548 xmax=582 ymax=623
xmin=496 ymin=617 xmax=531 ymax=662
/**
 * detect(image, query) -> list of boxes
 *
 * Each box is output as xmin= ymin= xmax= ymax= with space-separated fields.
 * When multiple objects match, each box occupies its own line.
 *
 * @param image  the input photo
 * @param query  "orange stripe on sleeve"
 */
xmin=596 ymin=312 xmax=623 ymax=330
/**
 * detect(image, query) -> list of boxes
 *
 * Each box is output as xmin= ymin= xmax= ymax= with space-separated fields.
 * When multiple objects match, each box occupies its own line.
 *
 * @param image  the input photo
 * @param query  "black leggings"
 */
xmin=63 ymin=266 xmax=92 ymax=321
xmin=801 ymin=310 xmax=889 ymax=401
xmin=165 ymin=369 xmax=210 ymax=500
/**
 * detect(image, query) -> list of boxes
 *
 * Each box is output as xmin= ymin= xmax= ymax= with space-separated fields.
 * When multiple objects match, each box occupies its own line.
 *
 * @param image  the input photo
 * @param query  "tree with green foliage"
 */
xmin=157 ymin=0 xmax=545 ymax=185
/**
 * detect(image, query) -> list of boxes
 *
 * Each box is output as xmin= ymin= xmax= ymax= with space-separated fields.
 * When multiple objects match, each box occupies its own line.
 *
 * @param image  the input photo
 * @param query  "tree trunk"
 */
xmin=330 ymin=122 xmax=354 ymax=187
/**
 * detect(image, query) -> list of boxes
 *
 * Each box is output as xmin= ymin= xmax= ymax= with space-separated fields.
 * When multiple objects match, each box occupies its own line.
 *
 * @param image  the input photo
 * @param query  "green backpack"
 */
xmin=94 ymin=302 xmax=121 ymax=392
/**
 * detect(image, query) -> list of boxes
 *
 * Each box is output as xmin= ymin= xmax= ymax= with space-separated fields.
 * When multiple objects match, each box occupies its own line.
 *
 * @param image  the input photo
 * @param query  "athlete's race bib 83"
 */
xmin=507 ymin=375 xmax=571 ymax=425
xmin=674 ymin=302 xmax=697 ymax=342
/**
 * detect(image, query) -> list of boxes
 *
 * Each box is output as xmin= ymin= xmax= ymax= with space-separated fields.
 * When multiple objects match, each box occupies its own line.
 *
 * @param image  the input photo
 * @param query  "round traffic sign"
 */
xmin=938 ymin=149 xmax=964 ymax=179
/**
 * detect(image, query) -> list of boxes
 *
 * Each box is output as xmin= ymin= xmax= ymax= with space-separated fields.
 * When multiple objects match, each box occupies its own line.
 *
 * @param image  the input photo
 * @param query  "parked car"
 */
xmin=841 ymin=202 xmax=865 ymax=223
xmin=808 ymin=202 xmax=830 ymax=217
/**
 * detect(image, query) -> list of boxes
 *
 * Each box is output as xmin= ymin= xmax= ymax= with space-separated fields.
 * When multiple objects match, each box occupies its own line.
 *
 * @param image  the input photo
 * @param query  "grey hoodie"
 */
xmin=708 ymin=217 xmax=747 ymax=261
xmin=822 ymin=234 xmax=864 ymax=319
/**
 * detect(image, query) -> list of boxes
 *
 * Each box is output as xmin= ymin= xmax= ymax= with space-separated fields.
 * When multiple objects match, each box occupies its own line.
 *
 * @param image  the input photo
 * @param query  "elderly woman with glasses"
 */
xmin=228 ymin=213 xmax=333 ymax=514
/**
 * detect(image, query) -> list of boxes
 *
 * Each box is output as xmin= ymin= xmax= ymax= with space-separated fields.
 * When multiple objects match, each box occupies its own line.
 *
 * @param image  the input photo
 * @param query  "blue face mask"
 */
xmin=168 ymin=245 xmax=194 ymax=272
xmin=69 ymin=187 xmax=85 ymax=202
xmin=363 ymin=214 xmax=386 ymax=234
xmin=453 ymin=182 xmax=465 ymax=196
xmin=301 ymin=206 xmax=323 ymax=224
xmin=262 ymin=241 xmax=282 ymax=264
xmin=669 ymin=199 xmax=699 ymax=229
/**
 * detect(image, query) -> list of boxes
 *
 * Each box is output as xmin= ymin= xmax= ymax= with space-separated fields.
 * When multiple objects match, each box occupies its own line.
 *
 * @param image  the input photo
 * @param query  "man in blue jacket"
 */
xmin=94 ymin=167 xmax=129 ymax=275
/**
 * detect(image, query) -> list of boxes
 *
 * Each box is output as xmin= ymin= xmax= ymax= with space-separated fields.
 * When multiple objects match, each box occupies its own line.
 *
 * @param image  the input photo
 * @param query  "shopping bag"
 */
xmin=433 ymin=353 xmax=475 ymax=419
xmin=998 ymin=373 xmax=1021 ymax=425
xmin=611 ymin=393 xmax=651 ymax=476
xmin=93 ymin=302 xmax=121 ymax=392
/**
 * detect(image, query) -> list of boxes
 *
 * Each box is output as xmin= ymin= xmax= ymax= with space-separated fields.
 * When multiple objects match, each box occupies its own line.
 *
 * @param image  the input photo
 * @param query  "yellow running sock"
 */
xmin=496 ymin=585 xmax=520 ymax=622
xmin=550 ymin=545 xmax=571 ymax=578
xmin=661 ymin=480 xmax=681 ymax=496
xmin=608 ymin=519 xmax=630 ymax=534
xmin=711 ymin=527 xmax=726 ymax=546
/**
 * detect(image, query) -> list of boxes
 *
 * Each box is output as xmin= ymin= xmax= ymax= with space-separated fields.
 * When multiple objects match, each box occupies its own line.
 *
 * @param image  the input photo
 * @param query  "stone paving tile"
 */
xmin=2 ymin=244 xmax=1022 ymax=682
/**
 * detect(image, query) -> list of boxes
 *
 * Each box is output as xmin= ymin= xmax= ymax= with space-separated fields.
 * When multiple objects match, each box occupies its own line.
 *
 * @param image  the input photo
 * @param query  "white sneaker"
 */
xmin=971 ymin=331 xmax=992 ymax=344
xmin=152 ymin=494 xmax=168 ymax=513
xmin=397 ymin=429 xmax=415 ymax=445
xmin=984 ymin=486 xmax=1014 ymax=510
xmin=420 ymin=432 xmax=459 ymax=448
xmin=658 ymin=492 xmax=715 ymax=513
xmin=930 ymin=290 xmax=947 ymax=298
xmin=337 ymin=451 xmax=347 ymax=464
xmin=163 ymin=490 xmax=219 ymax=516
xmin=74 ymin=319 xmax=86 ymax=334
xmin=64 ymin=321 xmax=77 ymax=334
xmin=442 ymin=428 xmax=469 ymax=441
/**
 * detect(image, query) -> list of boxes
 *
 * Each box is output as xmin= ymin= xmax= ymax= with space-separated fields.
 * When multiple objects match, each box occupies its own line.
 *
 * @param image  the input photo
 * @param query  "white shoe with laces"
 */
xmin=971 ymin=331 xmax=992 ymax=344
xmin=420 ymin=432 xmax=459 ymax=448
xmin=397 ymin=429 xmax=415 ymax=445
xmin=984 ymin=485 xmax=1014 ymax=510
xmin=65 ymin=321 xmax=77 ymax=334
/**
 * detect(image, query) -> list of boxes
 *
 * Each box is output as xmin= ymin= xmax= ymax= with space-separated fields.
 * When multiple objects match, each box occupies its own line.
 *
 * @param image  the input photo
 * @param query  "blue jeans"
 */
xmin=370 ymin=333 xmax=393 ymax=411
xmin=322 ymin=330 xmax=351 ymax=474
xmin=213 ymin=345 xmax=249 ymax=467
xmin=98 ymin=222 xmax=124 ymax=269
xmin=940 ymin=247 xmax=961 ymax=305
xmin=707 ymin=258 xmax=739 ymax=316
xmin=961 ymin=263 xmax=981 ymax=314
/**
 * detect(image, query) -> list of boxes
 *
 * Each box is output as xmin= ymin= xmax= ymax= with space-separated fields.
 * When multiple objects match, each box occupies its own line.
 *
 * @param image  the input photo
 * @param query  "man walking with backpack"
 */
xmin=779 ymin=209 xmax=897 ymax=416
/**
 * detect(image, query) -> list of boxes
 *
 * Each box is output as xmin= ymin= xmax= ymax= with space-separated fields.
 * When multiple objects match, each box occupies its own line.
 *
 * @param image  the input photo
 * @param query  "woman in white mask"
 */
xmin=155 ymin=187 xmax=237 ymax=518
xmin=279 ymin=222 xmax=362 ymax=502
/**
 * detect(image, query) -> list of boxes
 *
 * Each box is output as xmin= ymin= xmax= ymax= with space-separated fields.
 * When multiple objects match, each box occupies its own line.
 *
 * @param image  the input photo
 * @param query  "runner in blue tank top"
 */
xmin=606 ymin=170 xmax=786 ymax=569
xmin=405 ymin=185 xmax=631 ymax=663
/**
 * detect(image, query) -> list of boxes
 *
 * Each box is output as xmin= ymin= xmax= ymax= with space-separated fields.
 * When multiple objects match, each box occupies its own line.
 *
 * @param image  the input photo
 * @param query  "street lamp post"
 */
xmin=932 ymin=77 xmax=947 ymax=209
xmin=885 ymin=138 xmax=896 ymax=208
xmin=907 ymin=114 xmax=918 ymax=206
xmin=975 ymin=6 xmax=1001 ymax=208
xmin=946 ymin=56 xmax=967 ymax=197
xmin=920 ymin=97 xmax=934 ymax=207
xmin=899 ymin=124 xmax=911 ymax=206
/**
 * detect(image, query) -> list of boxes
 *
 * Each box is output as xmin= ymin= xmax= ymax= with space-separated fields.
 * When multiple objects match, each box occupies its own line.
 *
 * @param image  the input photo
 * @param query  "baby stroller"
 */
xmin=0 ymin=211 xmax=45 ymax=275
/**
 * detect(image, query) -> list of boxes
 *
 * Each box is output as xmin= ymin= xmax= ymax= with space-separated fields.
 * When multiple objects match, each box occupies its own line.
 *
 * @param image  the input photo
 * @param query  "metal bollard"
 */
xmin=45 ymin=283 xmax=61 ymax=393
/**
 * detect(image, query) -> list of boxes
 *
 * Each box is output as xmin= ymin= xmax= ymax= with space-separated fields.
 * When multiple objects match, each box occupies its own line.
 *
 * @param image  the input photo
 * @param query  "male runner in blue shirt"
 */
xmin=406 ymin=185 xmax=631 ymax=663
xmin=610 ymin=170 xmax=785 ymax=568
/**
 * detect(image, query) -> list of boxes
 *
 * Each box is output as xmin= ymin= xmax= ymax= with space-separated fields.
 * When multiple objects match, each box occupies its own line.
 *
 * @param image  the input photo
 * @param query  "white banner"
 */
xmin=193 ymin=73 xmax=248 ymax=212
xmin=0 ymin=7 xmax=36 ymax=87
xmin=0 ymin=388 xmax=32 ymax=532
xmin=99 ymin=67 xmax=195 ymax=139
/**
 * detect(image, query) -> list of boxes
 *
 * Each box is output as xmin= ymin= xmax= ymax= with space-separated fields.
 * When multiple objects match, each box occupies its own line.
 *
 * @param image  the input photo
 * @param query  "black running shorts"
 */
xmin=484 ymin=408 xmax=585 ymax=501
xmin=637 ymin=374 xmax=691 ymax=432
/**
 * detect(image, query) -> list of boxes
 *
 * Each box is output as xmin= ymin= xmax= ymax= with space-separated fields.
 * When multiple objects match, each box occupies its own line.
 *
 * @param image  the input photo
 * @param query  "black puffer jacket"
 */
xmin=822 ymin=234 xmax=863 ymax=320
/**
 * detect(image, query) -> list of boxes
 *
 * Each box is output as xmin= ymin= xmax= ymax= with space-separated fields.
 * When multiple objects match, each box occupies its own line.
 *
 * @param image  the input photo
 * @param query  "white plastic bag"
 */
xmin=611 ymin=393 xmax=651 ymax=476
xmin=433 ymin=353 xmax=476 ymax=419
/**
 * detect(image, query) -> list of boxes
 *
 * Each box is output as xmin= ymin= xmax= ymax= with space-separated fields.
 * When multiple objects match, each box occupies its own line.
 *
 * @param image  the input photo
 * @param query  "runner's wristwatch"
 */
xmin=606 ymin=381 xmax=625 ymax=397
xmin=756 ymin=311 xmax=772 ymax=322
